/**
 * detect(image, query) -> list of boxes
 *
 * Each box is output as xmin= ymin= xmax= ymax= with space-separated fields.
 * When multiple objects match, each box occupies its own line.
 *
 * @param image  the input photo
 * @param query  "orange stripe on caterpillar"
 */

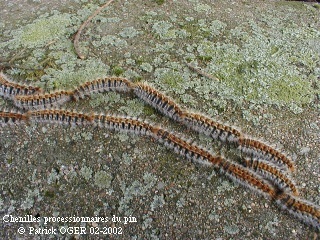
xmin=0 ymin=109 xmax=28 ymax=125
xmin=243 ymin=158 xmax=298 ymax=196
xmin=0 ymin=72 xmax=43 ymax=99
xmin=72 ymin=77 xmax=135 ymax=100
xmin=180 ymin=111 xmax=242 ymax=144
xmin=13 ymin=91 xmax=73 ymax=110
xmin=275 ymin=192 xmax=320 ymax=231
xmin=238 ymin=138 xmax=295 ymax=172
xmin=27 ymin=109 xmax=94 ymax=126
xmin=134 ymin=82 xmax=184 ymax=121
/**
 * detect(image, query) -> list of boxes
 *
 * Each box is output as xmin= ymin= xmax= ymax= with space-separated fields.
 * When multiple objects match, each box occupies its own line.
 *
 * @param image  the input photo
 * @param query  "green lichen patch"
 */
xmin=193 ymin=21 xmax=319 ymax=109
xmin=41 ymin=58 xmax=108 ymax=90
xmin=119 ymin=99 xmax=144 ymax=117
xmin=94 ymin=170 xmax=113 ymax=189
xmin=153 ymin=68 xmax=190 ymax=95
xmin=80 ymin=166 xmax=93 ymax=181
xmin=1 ymin=13 xmax=73 ymax=49
xmin=119 ymin=26 xmax=141 ymax=39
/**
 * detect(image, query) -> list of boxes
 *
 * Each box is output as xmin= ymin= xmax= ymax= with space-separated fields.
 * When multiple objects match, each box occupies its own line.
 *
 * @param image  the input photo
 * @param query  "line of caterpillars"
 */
xmin=0 ymin=72 xmax=319 ymax=231
xmin=0 ymin=73 xmax=294 ymax=171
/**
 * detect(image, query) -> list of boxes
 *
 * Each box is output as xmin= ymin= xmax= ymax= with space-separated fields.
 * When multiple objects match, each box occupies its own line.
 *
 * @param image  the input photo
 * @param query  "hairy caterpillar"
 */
xmin=14 ymin=91 xmax=73 ymax=110
xmin=134 ymin=82 xmax=185 ymax=122
xmin=27 ymin=109 xmax=94 ymax=126
xmin=243 ymin=158 xmax=298 ymax=196
xmin=133 ymin=81 xmax=294 ymax=172
xmin=0 ymin=72 xmax=43 ymax=100
xmin=0 ymin=109 xmax=28 ymax=126
xmin=73 ymin=77 xmax=135 ymax=100
xmin=276 ymin=192 xmax=320 ymax=231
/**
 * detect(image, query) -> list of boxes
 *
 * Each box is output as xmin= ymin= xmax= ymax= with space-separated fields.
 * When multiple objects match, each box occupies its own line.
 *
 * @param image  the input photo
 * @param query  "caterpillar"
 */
xmin=93 ymin=113 xmax=154 ymax=136
xmin=238 ymin=138 xmax=295 ymax=172
xmin=180 ymin=111 xmax=242 ymax=145
xmin=243 ymin=158 xmax=298 ymax=196
xmin=28 ymin=108 xmax=279 ymax=198
xmin=134 ymin=82 xmax=185 ymax=122
xmin=113 ymin=120 xmax=279 ymax=198
xmin=2 ymin=75 xmax=295 ymax=174
xmin=13 ymin=91 xmax=74 ymax=110
xmin=12 ymin=77 xmax=135 ymax=109
xmin=0 ymin=72 xmax=43 ymax=100
xmin=276 ymin=192 xmax=320 ymax=231
xmin=1 ymin=107 xmax=318 ymax=231
xmin=27 ymin=109 xmax=94 ymax=126
xmin=150 ymin=127 xmax=279 ymax=198
xmin=24 ymin=108 xmax=280 ymax=198
xmin=133 ymin=81 xmax=294 ymax=173
xmin=220 ymin=160 xmax=278 ymax=199
xmin=72 ymin=77 xmax=135 ymax=101
xmin=151 ymin=127 xmax=215 ymax=167
xmin=0 ymin=74 xmax=295 ymax=173
xmin=0 ymin=109 xmax=28 ymax=126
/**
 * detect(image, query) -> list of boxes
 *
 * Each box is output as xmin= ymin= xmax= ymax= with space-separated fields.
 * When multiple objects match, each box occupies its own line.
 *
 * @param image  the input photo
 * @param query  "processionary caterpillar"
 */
xmin=133 ymin=81 xmax=294 ymax=172
xmin=72 ymin=77 xmax=135 ymax=101
xmin=28 ymin=109 xmax=94 ymax=126
xmin=243 ymin=158 xmax=298 ymax=196
xmin=0 ymin=109 xmax=27 ymax=126
xmin=238 ymin=138 xmax=295 ymax=172
xmin=276 ymin=192 xmax=320 ymax=231
xmin=13 ymin=91 xmax=74 ymax=110
xmin=0 ymin=72 xmax=43 ymax=100
xmin=133 ymin=82 xmax=185 ymax=122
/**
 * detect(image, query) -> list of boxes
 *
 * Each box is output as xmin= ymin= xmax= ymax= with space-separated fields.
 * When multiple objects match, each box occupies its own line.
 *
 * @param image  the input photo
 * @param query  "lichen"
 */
xmin=152 ymin=21 xmax=176 ymax=40
xmin=1 ymin=13 xmax=73 ymax=49
xmin=80 ymin=166 xmax=93 ymax=181
xmin=119 ymin=99 xmax=144 ymax=117
xmin=47 ymin=168 xmax=60 ymax=184
xmin=150 ymin=194 xmax=165 ymax=211
xmin=94 ymin=170 xmax=113 ymax=189
xmin=154 ymin=68 xmax=187 ymax=94
xmin=101 ymin=35 xmax=128 ymax=48
xmin=20 ymin=189 xmax=40 ymax=210
xmin=140 ymin=62 xmax=153 ymax=72
xmin=119 ymin=27 xmax=140 ymax=38
xmin=116 ymin=133 xmax=130 ymax=142
xmin=224 ymin=224 xmax=240 ymax=235
xmin=194 ymin=3 xmax=212 ymax=13
xmin=121 ymin=153 xmax=132 ymax=165
xmin=81 ymin=132 xmax=93 ymax=141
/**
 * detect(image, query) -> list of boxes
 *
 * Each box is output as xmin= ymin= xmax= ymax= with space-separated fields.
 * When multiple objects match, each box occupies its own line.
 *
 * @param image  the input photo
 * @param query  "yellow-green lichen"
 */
xmin=2 ymin=13 xmax=73 ymax=49
xmin=94 ymin=170 xmax=113 ymax=189
xmin=80 ymin=166 xmax=93 ymax=181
